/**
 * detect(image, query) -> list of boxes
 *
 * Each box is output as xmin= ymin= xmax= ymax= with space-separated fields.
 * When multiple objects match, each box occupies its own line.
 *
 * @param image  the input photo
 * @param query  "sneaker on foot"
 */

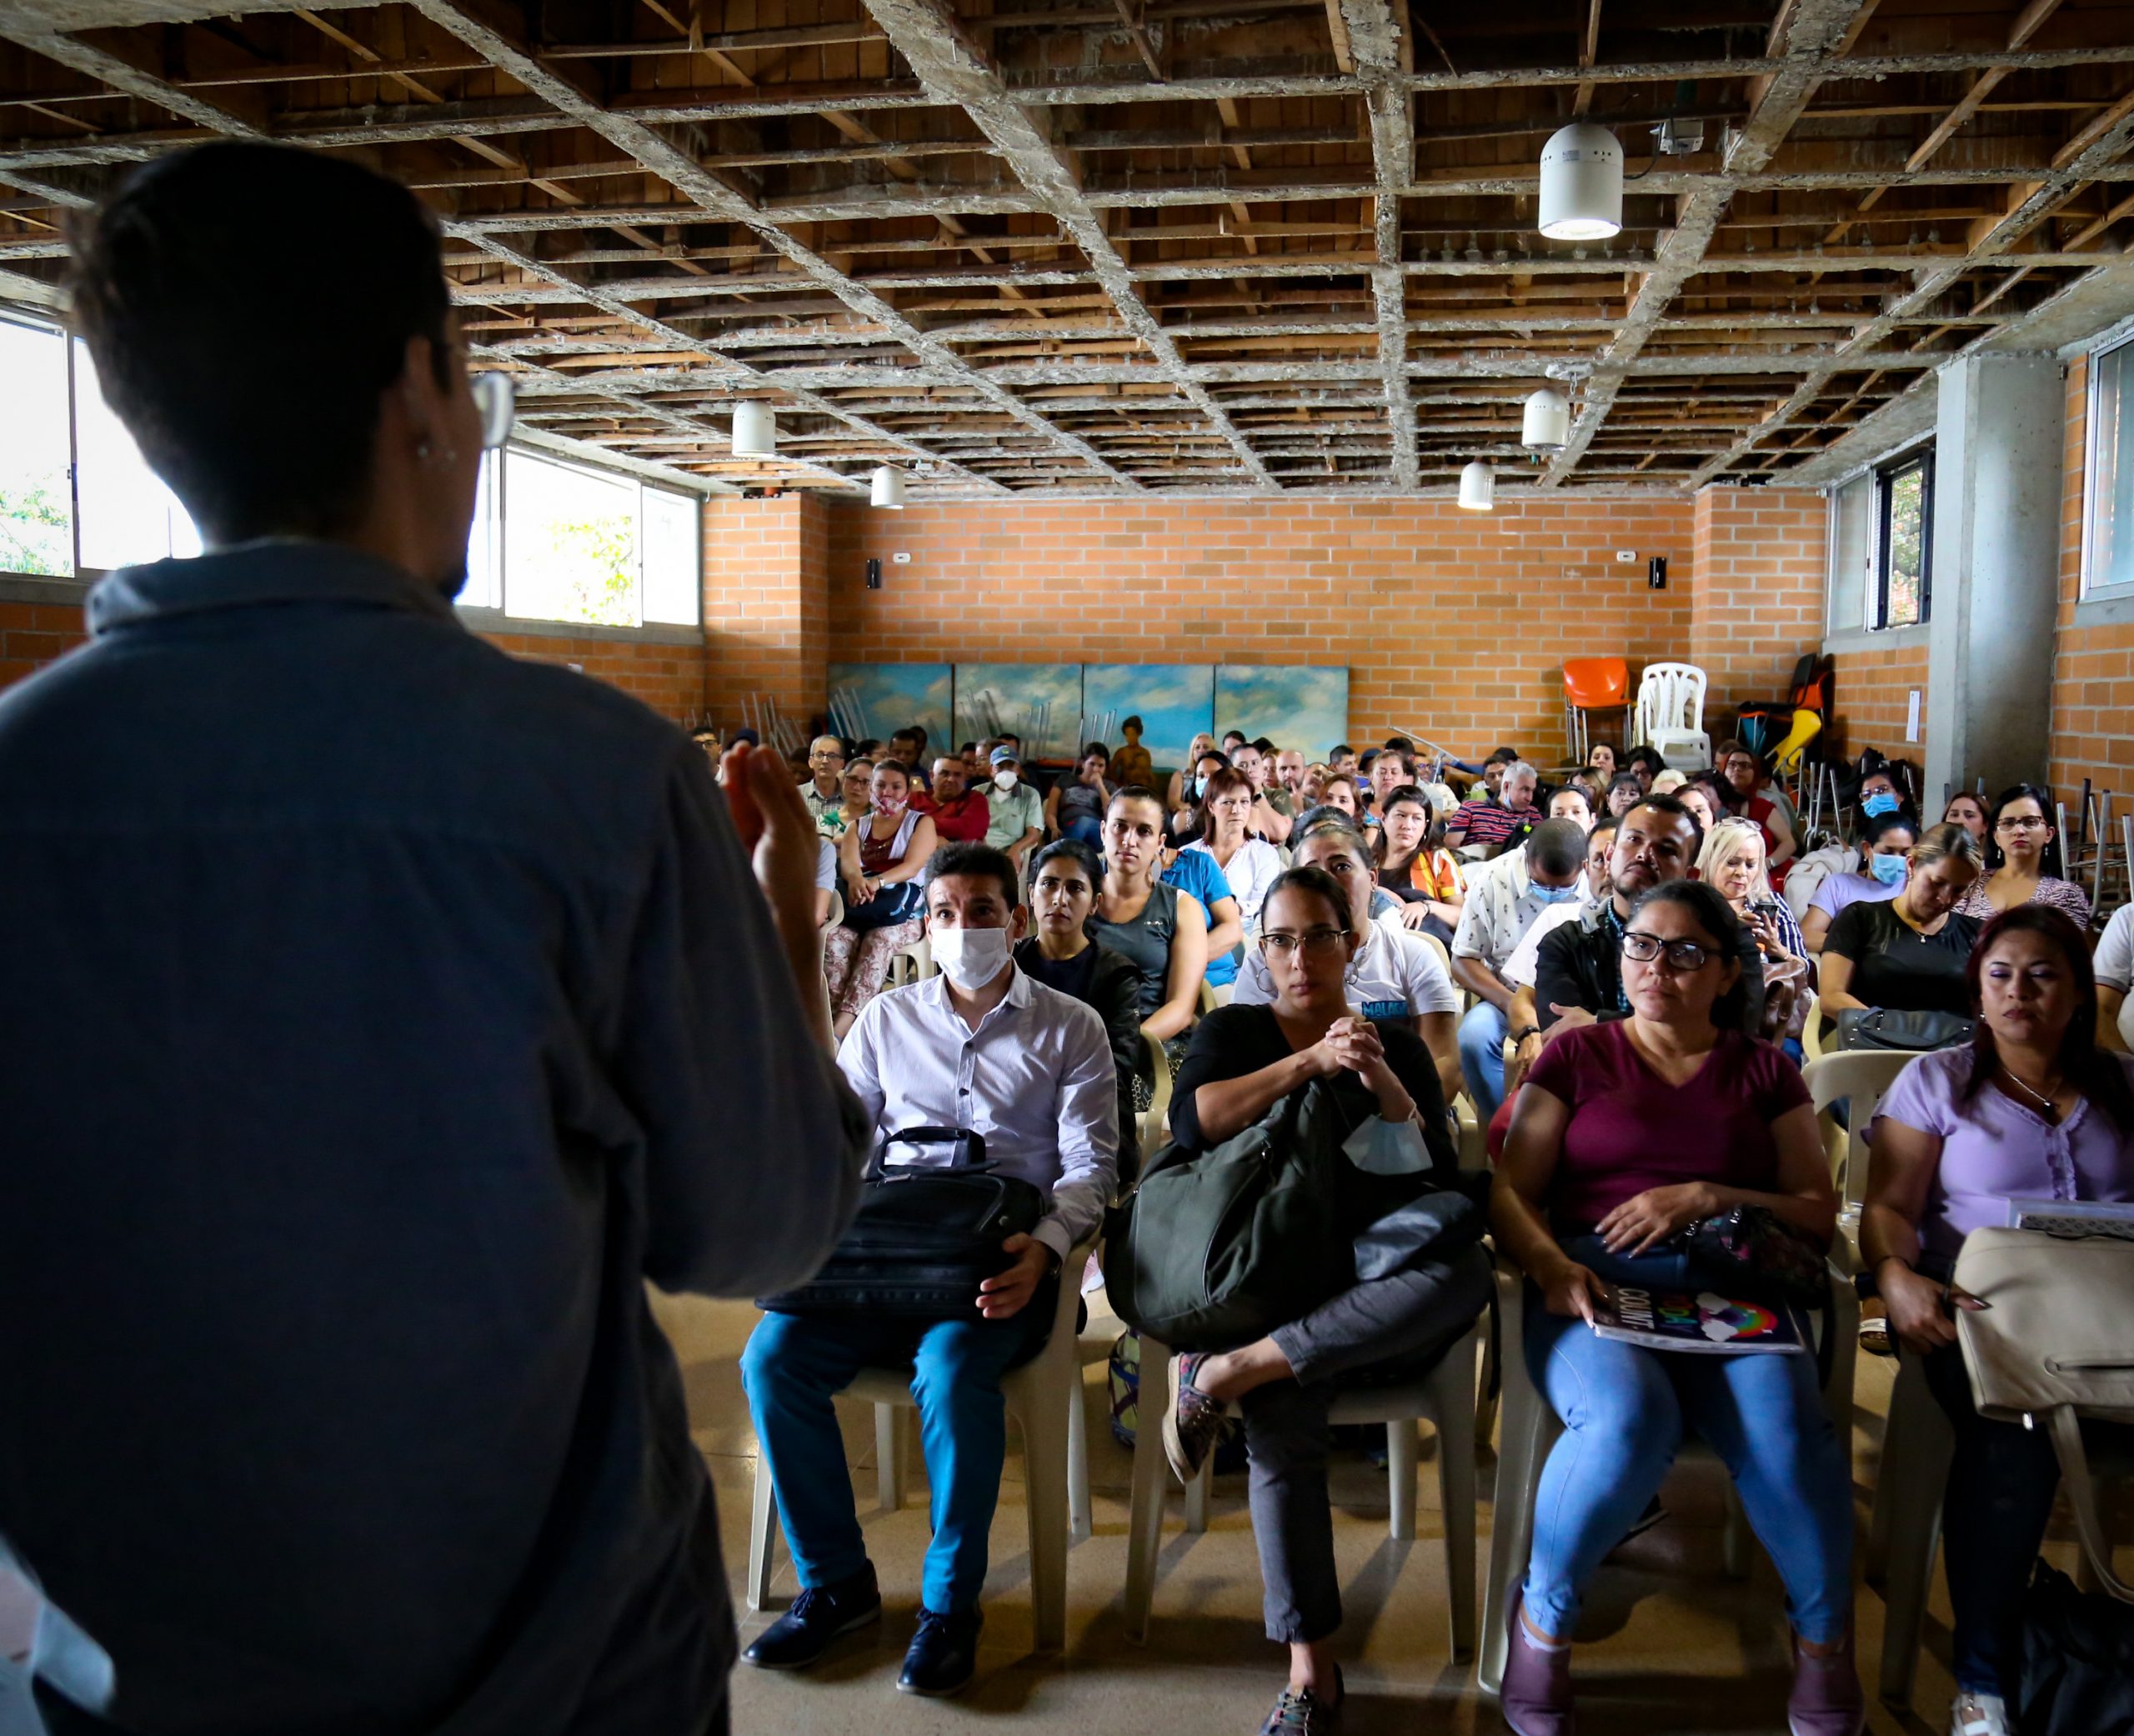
xmin=1951 ymin=1692 xmax=2011 ymax=1736
xmin=741 ymin=1563 xmax=881 ymax=1670
xmin=1162 ymin=1351 xmax=1231 ymax=1484
xmin=1787 ymin=1630 xmax=1865 ymax=1736
xmin=1259 ymin=1665 xmax=1342 ymax=1734
xmin=897 ymin=1606 xmax=982 ymax=1697
xmin=1501 ymin=1592 xmax=1575 ymax=1736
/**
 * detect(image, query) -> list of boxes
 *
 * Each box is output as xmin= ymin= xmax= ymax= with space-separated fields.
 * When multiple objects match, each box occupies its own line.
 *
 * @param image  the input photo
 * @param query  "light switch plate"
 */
xmin=892 ymin=552 xmax=912 ymax=564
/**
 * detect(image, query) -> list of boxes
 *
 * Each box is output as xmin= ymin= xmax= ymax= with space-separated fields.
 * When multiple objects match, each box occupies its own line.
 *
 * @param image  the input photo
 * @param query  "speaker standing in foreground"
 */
xmin=0 ymin=143 xmax=867 ymax=1736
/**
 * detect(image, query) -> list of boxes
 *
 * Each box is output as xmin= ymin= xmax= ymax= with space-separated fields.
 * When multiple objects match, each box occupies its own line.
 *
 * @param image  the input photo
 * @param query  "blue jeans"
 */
xmin=1520 ymin=1238 xmax=1853 ymax=1644
xmin=1458 ymin=1000 xmax=1510 ymax=1120
xmin=1064 ymin=817 xmax=1103 ymax=846
xmin=740 ymin=1301 xmax=1053 ymax=1614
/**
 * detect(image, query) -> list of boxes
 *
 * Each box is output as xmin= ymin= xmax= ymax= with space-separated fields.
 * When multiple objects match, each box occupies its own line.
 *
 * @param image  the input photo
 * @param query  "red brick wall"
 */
xmin=1827 ymin=638 xmax=1930 ymax=765
xmin=825 ymin=495 xmax=1695 ymax=759
xmin=0 ymin=596 xmax=706 ymax=723
xmin=702 ymin=493 xmax=829 ymax=736
xmin=1686 ymin=488 xmax=1826 ymax=735
xmin=2048 ymin=359 xmax=2134 ymax=802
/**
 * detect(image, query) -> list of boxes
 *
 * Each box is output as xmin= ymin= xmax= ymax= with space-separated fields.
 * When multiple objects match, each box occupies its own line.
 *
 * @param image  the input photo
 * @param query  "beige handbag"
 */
xmin=1955 ymin=1226 xmax=2134 ymax=1602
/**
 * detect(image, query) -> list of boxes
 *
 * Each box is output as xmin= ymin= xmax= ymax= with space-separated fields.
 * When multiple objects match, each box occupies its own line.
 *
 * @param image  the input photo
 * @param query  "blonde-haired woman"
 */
xmin=1698 ymin=817 xmax=1811 ymax=1049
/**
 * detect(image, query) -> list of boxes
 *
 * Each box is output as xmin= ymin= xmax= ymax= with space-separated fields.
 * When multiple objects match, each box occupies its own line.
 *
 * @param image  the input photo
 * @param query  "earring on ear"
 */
xmin=415 ymin=440 xmax=432 ymax=460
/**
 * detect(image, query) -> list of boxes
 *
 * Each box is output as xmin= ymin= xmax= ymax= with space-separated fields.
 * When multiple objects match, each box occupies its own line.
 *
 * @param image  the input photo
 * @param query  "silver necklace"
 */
xmin=2000 ymin=1064 xmax=2063 ymax=1116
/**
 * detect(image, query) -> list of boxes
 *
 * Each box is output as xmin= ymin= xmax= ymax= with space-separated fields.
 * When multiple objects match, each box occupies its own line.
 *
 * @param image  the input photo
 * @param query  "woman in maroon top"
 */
xmin=1490 ymin=881 xmax=1857 ymax=1736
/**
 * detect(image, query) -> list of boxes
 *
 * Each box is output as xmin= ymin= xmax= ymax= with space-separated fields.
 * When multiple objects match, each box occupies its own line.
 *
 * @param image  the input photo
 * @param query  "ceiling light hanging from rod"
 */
xmin=731 ymin=401 xmax=776 ymax=457
xmin=1458 ymin=462 xmax=1495 ymax=510
xmin=1538 ymin=123 xmax=1623 ymax=242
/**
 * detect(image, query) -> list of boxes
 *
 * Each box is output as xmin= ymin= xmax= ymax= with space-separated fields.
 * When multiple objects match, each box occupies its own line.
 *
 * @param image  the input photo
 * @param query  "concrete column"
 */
xmin=1924 ymin=354 xmax=2065 ymax=803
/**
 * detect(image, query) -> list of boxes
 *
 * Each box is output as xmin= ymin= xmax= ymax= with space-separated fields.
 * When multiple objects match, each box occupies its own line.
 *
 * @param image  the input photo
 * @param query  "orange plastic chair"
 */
xmin=1561 ymin=658 xmax=1630 ymax=766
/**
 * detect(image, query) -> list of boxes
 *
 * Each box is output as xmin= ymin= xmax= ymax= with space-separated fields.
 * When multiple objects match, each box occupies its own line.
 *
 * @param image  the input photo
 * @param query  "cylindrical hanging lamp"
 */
xmin=1522 ymin=387 xmax=1570 ymax=450
xmin=869 ymin=464 xmax=907 ymax=509
xmin=1538 ymin=123 xmax=1623 ymax=241
xmin=731 ymin=400 xmax=777 ymax=456
xmin=1457 ymin=461 xmax=1495 ymax=511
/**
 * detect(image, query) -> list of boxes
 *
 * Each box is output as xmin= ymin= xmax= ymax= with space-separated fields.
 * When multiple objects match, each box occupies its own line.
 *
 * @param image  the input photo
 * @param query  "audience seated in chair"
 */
xmin=1941 ymin=792 xmax=1990 ymax=851
xmin=1235 ymin=817 xmax=1464 ymax=1107
xmin=1449 ymin=819 xmax=1589 ymax=1123
xmin=1603 ymin=771 xmax=1644 ymax=818
xmin=1362 ymin=747 xmax=1416 ymax=824
xmin=1445 ymin=758 xmax=1536 ymax=856
xmin=1801 ymin=812 xmax=1916 ymax=955
xmin=882 ymin=727 xmax=932 ymax=793
xmin=980 ymin=747 xmax=1044 ymax=880
xmin=1861 ymin=906 xmax=2134 ymax=1736
xmin=911 ymin=754 xmax=990 ymax=844
xmin=1952 ymin=783 xmax=2091 ymax=927
xmin=1585 ymin=742 xmax=1620 ymax=783
xmin=1316 ymin=773 xmax=1361 ymax=820
xmin=741 ymin=843 xmax=1120 ymax=1698
xmin=1158 ymin=868 xmax=1490 ymax=1736
xmin=1817 ymin=823 xmax=1983 ymax=1045
xmin=1544 ymin=783 xmax=1593 ymax=832
xmin=1165 ymin=732 xmax=1220 ymax=817
xmin=1374 ymin=783 xmax=1465 ymax=942
xmin=1171 ymin=746 xmax=1231 ymax=843
xmin=827 ymin=761 xmax=939 ymax=1037
xmin=1231 ymin=741 xmax=1296 ymax=844
xmin=1179 ymin=764 xmax=1284 ymax=938
xmin=1093 ymin=788 xmax=1211 ymax=1099
xmin=802 ymin=734 xmax=849 ymax=832
xmin=1716 ymin=738 xmax=1801 ymax=878
xmin=1044 ymin=742 xmax=1114 ymax=845
xmin=1490 ymin=880 xmax=1861 ymax=1736
xmin=1697 ymin=817 xmax=1813 ymax=1048
xmin=2095 ymin=899 xmax=2134 ymax=1053
xmin=1495 ymin=819 xmax=1618 ymax=1113
xmin=1019 ymin=838 xmax=1146 ymax=1183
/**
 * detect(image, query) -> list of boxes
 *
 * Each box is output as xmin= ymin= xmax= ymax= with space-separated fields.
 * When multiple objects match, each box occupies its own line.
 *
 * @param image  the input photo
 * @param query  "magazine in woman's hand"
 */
xmin=1590 ymin=1285 xmax=1808 ymax=1354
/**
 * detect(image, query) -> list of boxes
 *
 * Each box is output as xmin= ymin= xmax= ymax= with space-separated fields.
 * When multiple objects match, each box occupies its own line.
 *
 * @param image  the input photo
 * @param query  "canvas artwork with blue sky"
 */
xmin=828 ymin=663 xmax=952 ymax=755
xmin=953 ymin=665 xmax=1084 ymax=761
xmin=1082 ymin=664 xmax=1215 ymax=771
xmin=1216 ymin=666 xmax=1350 ymax=761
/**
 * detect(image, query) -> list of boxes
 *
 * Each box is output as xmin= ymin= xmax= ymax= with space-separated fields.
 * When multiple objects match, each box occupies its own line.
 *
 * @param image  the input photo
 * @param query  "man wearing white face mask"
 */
xmin=741 ymin=843 xmax=1118 ymax=1699
xmin=980 ymin=746 xmax=1044 ymax=878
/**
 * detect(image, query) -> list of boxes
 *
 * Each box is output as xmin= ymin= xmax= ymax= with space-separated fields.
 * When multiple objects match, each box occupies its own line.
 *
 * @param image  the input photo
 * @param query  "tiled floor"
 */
xmin=653 ymin=1289 xmax=1981 ymax=1736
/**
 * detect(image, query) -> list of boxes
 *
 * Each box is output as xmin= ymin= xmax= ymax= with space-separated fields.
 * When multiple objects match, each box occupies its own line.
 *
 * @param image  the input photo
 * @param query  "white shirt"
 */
xmin=1234 ymin=910 xmax=1460 ymax=1022
xmin=1184 ymin=836 xmax=1283 ymax=934
xmin=1450 ymin=850 xmax=1568 ymax=974
xmin=2095 ymin=904 xmax=2134 ymax=1051
xmin=839 ymin=965 xmax=1120 ymax=1260
xmin=1505 ymin=901 xmax=1583 ymax=990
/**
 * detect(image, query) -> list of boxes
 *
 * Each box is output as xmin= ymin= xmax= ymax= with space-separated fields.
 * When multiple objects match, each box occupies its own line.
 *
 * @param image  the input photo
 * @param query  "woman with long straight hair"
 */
xmin=1952 ymin=783 xmax=2091 ymax=925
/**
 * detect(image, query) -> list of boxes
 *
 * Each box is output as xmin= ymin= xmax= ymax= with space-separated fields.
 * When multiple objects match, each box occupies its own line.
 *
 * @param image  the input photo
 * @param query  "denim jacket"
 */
xmin=0 ymin=543 xmax=865 ymax=1736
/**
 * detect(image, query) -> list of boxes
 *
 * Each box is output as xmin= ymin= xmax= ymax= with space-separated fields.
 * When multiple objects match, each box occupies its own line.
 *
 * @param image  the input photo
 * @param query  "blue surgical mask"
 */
xmin=1193 ymin=774 xmax=1209 ymax=798
xmin=1532 ymin=883 xmax=1580 ymax=905
xmin=1861 ymin=790 xmax=1900 ymax=818
xmin=1867 ymin=852 xmax=1908 ymax=886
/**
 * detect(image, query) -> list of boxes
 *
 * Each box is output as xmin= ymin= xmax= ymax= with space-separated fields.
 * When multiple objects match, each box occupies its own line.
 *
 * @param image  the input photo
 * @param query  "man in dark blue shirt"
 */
xmin=0 ymin=143 xmax=865 ymax=1736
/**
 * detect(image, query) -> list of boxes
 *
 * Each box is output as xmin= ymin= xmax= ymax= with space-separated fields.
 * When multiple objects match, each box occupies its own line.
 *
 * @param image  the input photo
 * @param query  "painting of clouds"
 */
xmin=827 ymin=663 xmax=953 ymax=754
xmin=1216 ymin=666 xmax=1351 ymax=761
xmin=954 ymin=665 xmax=1084 ymax=762
xmin=1081 ymin=665 xmax=1216 ymax=773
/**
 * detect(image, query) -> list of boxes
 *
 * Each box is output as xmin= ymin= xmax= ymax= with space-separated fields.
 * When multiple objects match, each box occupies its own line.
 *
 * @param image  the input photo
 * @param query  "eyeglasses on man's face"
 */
xmin=1621 ymin=930 xmax=1717 ymax=970
xmin=1260 ymin=927 xmax=1347 ymax=958
xmin=809 ymin=748 xmax=847 ymax=764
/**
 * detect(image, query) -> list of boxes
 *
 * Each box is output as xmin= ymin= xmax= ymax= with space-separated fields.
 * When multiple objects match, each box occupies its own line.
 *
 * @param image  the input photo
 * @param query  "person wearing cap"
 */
xmin=982 ymin=746 xmax=1044 ymax=876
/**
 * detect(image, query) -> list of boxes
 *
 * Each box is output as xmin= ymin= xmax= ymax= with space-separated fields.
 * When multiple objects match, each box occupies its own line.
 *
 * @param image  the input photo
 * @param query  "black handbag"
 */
xmin=758 ymin=1128 xmax=1044 ymax=1319
xmin=1681 ymin=1203 xmax=1831 ymax=1309
xmin=2017 ymin=1560 xmax=2134 ymax=1734
xmin=1836 ymin=1007 xmax=1976 ymax=1052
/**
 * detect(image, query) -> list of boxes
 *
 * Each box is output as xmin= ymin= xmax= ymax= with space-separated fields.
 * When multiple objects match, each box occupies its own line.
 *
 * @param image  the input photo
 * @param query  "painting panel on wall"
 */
xmin=1215 ymin=665 xmax=1351 ymax=762
xmin=827 ymin=663 xmax=952 ymax=755
xmin=953 ymin=665 xmax=1084 ymax=763
xmin=1080 ymin=664 xmax=1215 ymax=773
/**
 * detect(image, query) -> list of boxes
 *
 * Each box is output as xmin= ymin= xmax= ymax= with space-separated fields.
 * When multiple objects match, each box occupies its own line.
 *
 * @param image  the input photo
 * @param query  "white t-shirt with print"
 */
xmin=1234 ymin=910 xmax=1460 ymax=1022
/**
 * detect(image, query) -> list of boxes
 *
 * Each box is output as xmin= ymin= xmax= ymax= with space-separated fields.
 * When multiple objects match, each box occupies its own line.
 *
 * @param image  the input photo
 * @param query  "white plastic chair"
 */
xmin=745 ymin=1238 xmax=1096 ymax=1653
xmin=1801 ymin=1050 xmax=1914 ymax=1271
xmin=1123 ymin=1319 xmax=1484 ymax=1661
xmin=1478 ymin=1252 xmax=1858 ymax=1696
xmin=1634 ymin=662 xmax=1711 ymax=772
xmin=886 ymin=931 xmax=934 ymax=987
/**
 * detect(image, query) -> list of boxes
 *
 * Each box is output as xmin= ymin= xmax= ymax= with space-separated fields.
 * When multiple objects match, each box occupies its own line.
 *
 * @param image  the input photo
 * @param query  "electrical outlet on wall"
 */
xmin=892 ymin=552 xmax=911 ymax=565
xmin=1615 ymin=550 xmax=1636 ymax=563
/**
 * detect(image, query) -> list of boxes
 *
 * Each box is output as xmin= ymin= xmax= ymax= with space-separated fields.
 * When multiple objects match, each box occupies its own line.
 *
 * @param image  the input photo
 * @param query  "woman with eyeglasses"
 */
xmin=1491 ymin=881 xmax=1856 ymax=1736
xmin=1951 ymin=783 xmax=2091 ymax=926
xmin=1156 ymin=866 xmax=1486 ymax=1736
xmin=1015 ymin=838 xmax=1147 ymax=1182
xmin=1860 ymin=905 xmax=2134 ymax=1736
xmin=1819 ymin=823 xmax=1985 ymax=1041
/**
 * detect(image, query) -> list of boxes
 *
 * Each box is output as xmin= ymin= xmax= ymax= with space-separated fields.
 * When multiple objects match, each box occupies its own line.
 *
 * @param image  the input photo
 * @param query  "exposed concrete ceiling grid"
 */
xmin=3 ymin=0 xmax=2133 ymax=498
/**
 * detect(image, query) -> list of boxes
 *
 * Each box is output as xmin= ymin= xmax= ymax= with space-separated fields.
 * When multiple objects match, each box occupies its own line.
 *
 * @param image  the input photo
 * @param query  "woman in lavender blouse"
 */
xmin=1862 ymin=906 xmax=2134 ymax=1736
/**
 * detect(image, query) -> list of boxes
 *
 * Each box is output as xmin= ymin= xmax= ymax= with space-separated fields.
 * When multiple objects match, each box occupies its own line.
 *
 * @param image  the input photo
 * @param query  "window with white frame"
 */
xmin=2083 ymin=332 xmax=2134 ymax=598
xmin=1826 ymin=443 xmax=1933 ymax=635
xmin=493 ymin=447 xmax=699 ymax=629
xmin=0 ymin=317 xmax=75 ymax=576
xmin=73 ymin=338 xmax=202 ymax=573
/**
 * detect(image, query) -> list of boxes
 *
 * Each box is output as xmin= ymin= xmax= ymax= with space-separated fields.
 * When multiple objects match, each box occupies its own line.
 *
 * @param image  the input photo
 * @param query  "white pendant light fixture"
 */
xmin=1538 ymin=122 xmax=1623 ymax=241
xmin=869 ymin=464 xmax=907 ymax=509
xmin=1522 ymin=387 xmax=1571 ymax=450
xmin=731 ymin=399 xmax=777 ymax=456
xmin=1457 ymin=461 xmax=1495 ymax=511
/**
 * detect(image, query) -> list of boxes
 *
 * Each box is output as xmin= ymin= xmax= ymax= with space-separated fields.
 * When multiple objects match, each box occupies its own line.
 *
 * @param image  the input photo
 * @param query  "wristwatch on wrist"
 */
xmin=1043 ymin=1245 xmax=1064 ymax=1278
xmin=1511 ymin=1025 xmax=1541 ymax=1046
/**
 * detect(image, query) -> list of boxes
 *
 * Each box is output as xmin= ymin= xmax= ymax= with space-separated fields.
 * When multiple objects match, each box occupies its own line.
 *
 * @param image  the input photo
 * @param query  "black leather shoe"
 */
xmin=741 ymin=1564 xmax=881 ymax=1670
xmin=896 ymin=1606 xmax=982 ymax=1697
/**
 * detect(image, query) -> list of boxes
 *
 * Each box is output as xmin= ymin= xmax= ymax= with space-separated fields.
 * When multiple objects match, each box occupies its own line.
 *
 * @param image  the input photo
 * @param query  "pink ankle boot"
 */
xmin=1501 ymin=1592 xmax=1575 ymax=1736
xmin=1787 ymin=1629 xmax=1865 ymax=1736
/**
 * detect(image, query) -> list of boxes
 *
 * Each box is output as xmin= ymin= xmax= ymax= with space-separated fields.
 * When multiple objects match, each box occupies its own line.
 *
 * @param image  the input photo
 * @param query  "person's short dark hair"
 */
xmin=959 ymin=740 xmax=978 ymax=756
xmin=1262 ymin=865 xmax=1353 ymax=935
xmin=1486 ymin=747 xmax=1520 ymax=766
xmin=1031 ymin=838 xmax=1103 ymax=889
xmin=1383 ymin=736 xmax=1414 ymax=754
xmin=1356 ymin=748 xmax=1381 ymax=774
xmin=889 ymin=727 xmax=923 ymax=748
xmin=1864 ymin=810 xmax=1919 ymax=849
xmin=1628 ymin=790 xmax=1703 ymax=854
xmin=871 ymin=758 xmax=911 ymax=788
xmin=1607 ymin=771 xmax=1644 ymax=799
xmin=1108 ymin=783 xmax=1165 ymax=815
xmin=1626 ymin=880 xmax=1759 ymax=1032
xmin=925 ymin=841 xmax=1020 ymax=909
xmin=1524 ymin=818 xmax=1585 ymax=879
xmin=1330 ymin=743 xmax=1353 ymax=759
xmin=854 ymin=737 xmax=883 ymax=758
xmin=1587 ymin=817 xmax=1621 ymax=845
xmin=1376 ymin=748 xmax=1413 ymax=777
xmin=1627 ymin=745 xmax=1667 ymax=775
xmin=724 ymin=728 xmax=760 ymax=748
xmin=1250 ymin=736 xmax=1277 ymax=756
xmin=1121 ymin=714 xmax=1143 ymax=732
xmin=997 ymin=732 xmax=1019 ymax=748
xmin=1220 ymin=730 xmax=1248 ymax=748
xmin=69 ymin=142 xmax=453 ymax=544
xmin=1081 ymin=740 xmax=1110 ymax=763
